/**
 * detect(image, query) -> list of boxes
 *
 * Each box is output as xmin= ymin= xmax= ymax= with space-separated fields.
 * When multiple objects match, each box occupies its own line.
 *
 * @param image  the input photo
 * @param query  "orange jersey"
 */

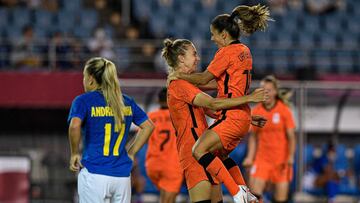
xmin=167 ymin=80 xmax=208 ymax=161
xmin=145 ymin=109 xmax=181 ymax=173
xmin=251 ymin=101 xmax=296 ymax=164
xmin=207 ymin=41 xmax=252 ymax=120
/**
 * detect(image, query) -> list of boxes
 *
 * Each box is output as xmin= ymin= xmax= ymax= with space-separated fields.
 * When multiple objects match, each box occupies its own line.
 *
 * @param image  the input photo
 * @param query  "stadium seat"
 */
xmin=335 ymin=51 xmax=355 ymax=73
xmin=34 ymin=10 xmax=54 ymax=29
xmin=4 ymin=25 xmax=22 ymax=41
xmin=80 ymin=9 xmax=98 ymax=30
xmin=10 ymin=8 xmax=31 ymax=28
xmin=312 ymin=50 xmax=333 ymax=73
xmin=0 ymin=8 xmax=9 ymax=28
xmin=63 ymin=0 xmax=82 ymax=11
xmin=56 ymin=10 xmax=76 ymax=34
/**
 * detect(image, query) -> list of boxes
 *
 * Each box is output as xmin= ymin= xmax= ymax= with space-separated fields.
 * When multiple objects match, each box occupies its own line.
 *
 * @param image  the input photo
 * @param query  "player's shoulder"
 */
xmin=75 ymin=91 xmax=100 ymax=102
xmin=277 ymin=100 xmax=292 ymax=112
xmin=122 ymin=94 xmax=135 ymax=106
xmin=169 ymin=79 xmax=195 ymax=90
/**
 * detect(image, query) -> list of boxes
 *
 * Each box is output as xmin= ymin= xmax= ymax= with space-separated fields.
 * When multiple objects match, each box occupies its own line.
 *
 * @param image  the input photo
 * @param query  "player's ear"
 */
xmin=221 ymin=30 xmax=227 ymax=39
xmin=178 ymin=54 xmax=185 ymax=64
xmin=88 ymin=75 xmax=95 ymax=85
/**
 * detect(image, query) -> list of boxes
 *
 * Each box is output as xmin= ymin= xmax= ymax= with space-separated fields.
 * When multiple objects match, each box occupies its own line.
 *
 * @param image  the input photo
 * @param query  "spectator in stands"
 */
xmin=109 ymin=11 xmax=126 ymax=39
xmin=267 ymin=0 xmax=287 ymax=15
xmin=90 ymin=0 xmax=110 ymax=26
xmin=69 ymin=39 xmax=88 ymax=70
xmin=158 ymin=0 xmax=173 ymax=8
xmin=314 ymin=142 xmax=340 ymax=202
xmin=125 ymin=25 xmax=155 ymax=72
xmin=287 ymin=0 xmax=304 ymax=11
xmin=304 ymin=141 xmax=358 ymax=203
xmin=49 ymin=32 xmax=73 ymax=70
xmin=88 ymin=28 xmax=115 ymax=61
xmin=305 ymin=0 xmax=346 ymax=15
xmin=10 ymin=25 xmax=43 ymax=70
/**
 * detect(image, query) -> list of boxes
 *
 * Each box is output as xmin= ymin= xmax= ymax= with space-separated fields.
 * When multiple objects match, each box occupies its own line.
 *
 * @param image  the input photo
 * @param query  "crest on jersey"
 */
xmin=272 ymin=112 xmax=280 ymax=124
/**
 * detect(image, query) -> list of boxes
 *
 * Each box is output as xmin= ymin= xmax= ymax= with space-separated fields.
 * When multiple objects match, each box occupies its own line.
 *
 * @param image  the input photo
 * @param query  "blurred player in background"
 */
xmin=163 ymin=38 xmax=266 ymax=203
xmin=168 ymin=4 xmax=271 ymax=203
xmin=68 ymin=57 xmax=154 ymax=203
xmin=145 ymin=87 xmax=183 ymax=203
xmin=243 ymin=75 xmax=296 ymax=203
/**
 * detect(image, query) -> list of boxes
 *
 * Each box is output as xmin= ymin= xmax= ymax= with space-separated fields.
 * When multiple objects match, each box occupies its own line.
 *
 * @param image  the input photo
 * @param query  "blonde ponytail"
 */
xmin=84 ymin=57 xmax=125 ymax=127
xmin=101 ymin=59 xmax=125 ymax=127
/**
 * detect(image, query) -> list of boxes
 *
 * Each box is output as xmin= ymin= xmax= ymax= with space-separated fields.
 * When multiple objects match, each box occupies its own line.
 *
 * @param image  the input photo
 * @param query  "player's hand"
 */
xmin=166 ymin=72 xmax=179 ymax=86
xmin=242 ymin=157 xmax=253 ymax=168
xmin=251 ymin=115 xmax=267 ymax=128
xmin=249 ymin=88 xmax=267 ymax=103
xmin=69 ymin=154 xmax=83 ymax=172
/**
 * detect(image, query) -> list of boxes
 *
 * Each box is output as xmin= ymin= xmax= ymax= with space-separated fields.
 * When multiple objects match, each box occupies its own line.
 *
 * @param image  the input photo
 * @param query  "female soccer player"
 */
xmin=163 ymin=38 xmax=266 ymax=203
xmin=145 ymin=88 xmax=183 ymax=203
xmin=243 ymin=75 xmax=296 ymax=203
xmin=168 ymin=4 xmax=272 ymax=203
xmin=68 ymin=57 xmax=154 ymax=203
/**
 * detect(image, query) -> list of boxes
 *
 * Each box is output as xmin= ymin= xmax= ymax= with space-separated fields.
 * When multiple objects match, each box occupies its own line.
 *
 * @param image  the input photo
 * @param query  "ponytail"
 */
xmin=85 ymin=57 xmax=125 ymax=127
xmin=211 ymin=4 xmax=272 ymax=39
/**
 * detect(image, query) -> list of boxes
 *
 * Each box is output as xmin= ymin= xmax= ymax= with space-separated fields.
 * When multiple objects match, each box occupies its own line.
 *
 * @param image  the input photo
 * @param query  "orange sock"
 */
xmin=223 ymin=158 xmax=246 ymax=185
xmin=198 ymin=153 xmax=239 ymax=196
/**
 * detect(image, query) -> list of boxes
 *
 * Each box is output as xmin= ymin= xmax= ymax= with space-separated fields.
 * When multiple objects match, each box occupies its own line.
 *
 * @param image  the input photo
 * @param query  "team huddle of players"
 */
xmin=68 ymin=4 xmax=296 ymax=203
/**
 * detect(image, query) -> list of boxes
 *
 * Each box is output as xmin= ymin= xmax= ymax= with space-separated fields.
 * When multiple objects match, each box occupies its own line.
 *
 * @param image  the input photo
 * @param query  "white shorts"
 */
xmin=78 ymin=168 xmax=131 ymax=203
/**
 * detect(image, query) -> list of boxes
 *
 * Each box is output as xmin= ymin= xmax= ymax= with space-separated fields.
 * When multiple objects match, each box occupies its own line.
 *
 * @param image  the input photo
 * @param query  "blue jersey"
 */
xmin=68 ymin=91 xmax=148 ymax=177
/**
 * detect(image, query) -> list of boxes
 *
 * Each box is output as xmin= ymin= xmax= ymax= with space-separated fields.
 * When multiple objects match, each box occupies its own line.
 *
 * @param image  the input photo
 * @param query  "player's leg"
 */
xmin=111 ymin=176 xmax=132 ymax=203
xmin=273 ymin=182 xmax=289 ymax=203
xmin=248 ymin=177 xmax=266 ymax=203
xmin=272 ymin=164 xmax=293 ymax=203
xmin=210 ymin=184 xmax=223 ymax=203
xmin=188 ymin=180 xmax=212 ymax=202
xmin=160 ymin=189 xmax=178 ymax=203
xmin=222 ymin=156 xmax=246 ymax=186
xmin=249 ymin=162 xmax=272 ymax=203
xmin=158 ymin=170 xmax=183 ymax=203
xmin=78 ymin=168 xmax=109 ymax=203
xmin=192 ymin=129 xmax=240 ymax=197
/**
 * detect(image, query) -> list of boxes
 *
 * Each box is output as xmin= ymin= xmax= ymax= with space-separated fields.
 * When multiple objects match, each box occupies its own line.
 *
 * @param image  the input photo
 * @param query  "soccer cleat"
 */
xmin=233 ymin=185 xmax=259 ymax=203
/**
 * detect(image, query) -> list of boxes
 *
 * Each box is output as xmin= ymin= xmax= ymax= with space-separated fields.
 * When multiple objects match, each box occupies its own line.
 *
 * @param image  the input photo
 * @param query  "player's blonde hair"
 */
xmin=211 ymin=4 xmax=272 ymax=38
xmin=161 ymin=38 xmax=192 ymax=73
xmin=262 ymin=75 xmax=292 ymax=106
xmin=84 ymin=57 xmax=125 ymax=126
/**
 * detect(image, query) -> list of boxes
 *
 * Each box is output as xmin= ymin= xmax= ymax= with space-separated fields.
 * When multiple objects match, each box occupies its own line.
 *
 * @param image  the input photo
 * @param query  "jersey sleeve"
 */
xmin=283 ymin=106 xmax=296 ymax=130
xmin=207 ymin=48 xmax=230 ymax=78
xmin=171 ymin=80 xmax=202 ymax=104
xmin=131 ymin=98 xmax=149 ymax=126
xmin=68 ymin=96 xmax=86 ymax=124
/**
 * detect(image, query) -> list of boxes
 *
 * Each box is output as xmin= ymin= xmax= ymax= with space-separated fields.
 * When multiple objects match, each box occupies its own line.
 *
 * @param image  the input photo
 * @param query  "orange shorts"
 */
xmin=146 ymin=167 xmax=183 ymax=193
xmin=250 ymin=161 xmax=293 ymax=183
xmin=181 ymin=156 xmax=219 ymax=190
xmin=209 ymin=118 xmax=251 ymax=152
